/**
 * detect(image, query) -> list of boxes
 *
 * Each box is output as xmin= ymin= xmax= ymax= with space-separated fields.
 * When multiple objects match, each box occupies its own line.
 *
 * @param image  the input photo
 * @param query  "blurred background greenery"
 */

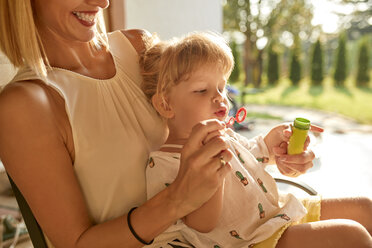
xmin=222 ymin=0 xmax=372 ymax=124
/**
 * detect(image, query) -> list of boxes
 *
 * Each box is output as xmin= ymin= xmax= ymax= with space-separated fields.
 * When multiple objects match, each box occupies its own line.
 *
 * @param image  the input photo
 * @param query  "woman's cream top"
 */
xmin=11 ymin=31 xmax=167 ymax=223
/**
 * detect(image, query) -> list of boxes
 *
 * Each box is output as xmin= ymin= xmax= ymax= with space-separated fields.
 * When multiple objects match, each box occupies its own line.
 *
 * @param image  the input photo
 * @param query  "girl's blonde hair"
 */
xmin=140 ymin=32 xmax=234 ymax=102
xmin=0 ymin=0 xmax=108 ymax=77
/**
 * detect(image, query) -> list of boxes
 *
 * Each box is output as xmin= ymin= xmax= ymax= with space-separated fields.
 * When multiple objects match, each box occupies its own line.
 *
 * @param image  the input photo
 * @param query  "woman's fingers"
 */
xmin=183 ymin=120 xmax=225 ymax=156
xmin=198 ymin=135 xmax=229 ymax=161
xmin=215 ymin=149 xmax=233 ymax=169
xmin=203 ymin=129 xmax=226 ymax=145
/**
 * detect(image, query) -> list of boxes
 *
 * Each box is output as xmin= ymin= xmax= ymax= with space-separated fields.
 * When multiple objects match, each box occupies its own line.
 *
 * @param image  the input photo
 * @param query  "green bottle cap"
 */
xmin=293 ymin=117 xmax=310 ymax=130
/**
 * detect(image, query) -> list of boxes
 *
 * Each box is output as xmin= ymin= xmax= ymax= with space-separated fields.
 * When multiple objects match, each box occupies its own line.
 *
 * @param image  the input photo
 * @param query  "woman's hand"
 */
xmin=167 ymin=119 xmax=232 ymax=217
xmin=264 ymin=123 xmax=324 ymax=177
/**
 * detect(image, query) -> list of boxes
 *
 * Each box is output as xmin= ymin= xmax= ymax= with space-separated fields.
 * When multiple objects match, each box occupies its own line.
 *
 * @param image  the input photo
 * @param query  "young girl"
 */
xmin=140 ymin=32 xmax=372 ymax=248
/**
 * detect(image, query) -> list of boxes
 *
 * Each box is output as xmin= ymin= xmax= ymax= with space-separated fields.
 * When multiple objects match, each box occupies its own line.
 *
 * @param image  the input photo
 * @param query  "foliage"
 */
xmin=337 ymin=0 xmax=372 ymax=40
xmin=267 ymin=42 xmax=279 ymax=85
xmin=356 ymin=36 xmax=370 ymax=87
xmin=311 ymin=39 xmax=324 ymax=85
xmin=289 ymin=39 xmax=302 ymax=86
xmin=333 ymin=33 xmax=347 ymax=86
xmin=223 ymin=0 xmax=313 ymax=88
xmin=229 ymin=40 xmax=241 ymax=83
xmin=241 ymin=77 xmax=372 ymax=124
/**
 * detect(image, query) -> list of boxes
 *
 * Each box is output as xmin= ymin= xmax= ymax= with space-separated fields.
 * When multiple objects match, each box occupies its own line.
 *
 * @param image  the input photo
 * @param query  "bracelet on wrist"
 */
xmin=127 ymin=207 xmax=154 ymax=245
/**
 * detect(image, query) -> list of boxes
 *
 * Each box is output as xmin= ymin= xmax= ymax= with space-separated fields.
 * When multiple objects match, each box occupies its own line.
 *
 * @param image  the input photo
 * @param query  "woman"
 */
xmin=0 ymin=1 xmax=353 ymax=247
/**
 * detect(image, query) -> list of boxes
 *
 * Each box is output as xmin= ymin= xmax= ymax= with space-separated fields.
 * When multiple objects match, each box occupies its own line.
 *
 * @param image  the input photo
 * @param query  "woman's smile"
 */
xmin=72 ymin=11 xmax=97 ymax=27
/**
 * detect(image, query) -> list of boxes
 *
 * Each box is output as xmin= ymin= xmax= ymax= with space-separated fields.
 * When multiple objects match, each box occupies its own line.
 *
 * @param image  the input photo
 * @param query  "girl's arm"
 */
xmin=182 ymin=182 xmax=224 ymax=233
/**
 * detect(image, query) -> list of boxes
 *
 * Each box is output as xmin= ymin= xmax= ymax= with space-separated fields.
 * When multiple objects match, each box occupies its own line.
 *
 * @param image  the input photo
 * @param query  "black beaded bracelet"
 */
xmin=127 ymin=207 xmax=154 ymax=245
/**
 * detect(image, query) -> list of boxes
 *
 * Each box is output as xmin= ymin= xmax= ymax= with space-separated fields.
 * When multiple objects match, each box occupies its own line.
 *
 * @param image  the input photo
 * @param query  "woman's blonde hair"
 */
xmin=140 ymin=32 xmax=234 ymax=103
xmin=0 ymin=0 xmax=108 ymax=77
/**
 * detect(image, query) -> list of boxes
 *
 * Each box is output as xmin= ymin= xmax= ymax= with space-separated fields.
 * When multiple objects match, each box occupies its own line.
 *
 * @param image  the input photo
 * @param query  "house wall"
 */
xmin=0 ymin=53 xmax=18 ymax=86
xmin=124 ymin=0 xmax=223 ymax=39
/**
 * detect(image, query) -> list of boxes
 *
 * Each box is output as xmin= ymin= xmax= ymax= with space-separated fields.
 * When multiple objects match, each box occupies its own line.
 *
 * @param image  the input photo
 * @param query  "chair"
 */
xmin=6 ymin=175 xmax=48 ymax=248
xmin=6 ymin=175 xmax=317 ymax=248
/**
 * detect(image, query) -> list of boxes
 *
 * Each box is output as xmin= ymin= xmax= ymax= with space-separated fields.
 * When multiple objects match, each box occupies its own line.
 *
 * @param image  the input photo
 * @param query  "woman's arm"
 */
xmin=180 ymin=131 xmax=233 ymax=233
xmin=182 ymin=183 xmax=224 ymax=233
xmin=0 ymin=82 xmax=182 ymax=247
xmin=0 ymin=82 xmax=232 ymax=247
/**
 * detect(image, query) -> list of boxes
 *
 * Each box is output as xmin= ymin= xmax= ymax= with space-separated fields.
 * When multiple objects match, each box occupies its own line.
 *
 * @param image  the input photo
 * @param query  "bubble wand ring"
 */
xmin=226 ymin=107 xmax=247 ymax=127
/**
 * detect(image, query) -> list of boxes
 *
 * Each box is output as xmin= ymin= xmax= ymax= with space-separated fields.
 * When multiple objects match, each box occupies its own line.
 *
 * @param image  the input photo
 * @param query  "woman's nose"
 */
xmin=86 ymin=0 xmax=109 ymax=9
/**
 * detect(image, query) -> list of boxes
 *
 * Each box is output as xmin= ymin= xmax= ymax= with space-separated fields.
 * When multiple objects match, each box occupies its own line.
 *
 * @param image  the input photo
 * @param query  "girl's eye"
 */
xmin=194 ymin=89 xmax=207 ymax=93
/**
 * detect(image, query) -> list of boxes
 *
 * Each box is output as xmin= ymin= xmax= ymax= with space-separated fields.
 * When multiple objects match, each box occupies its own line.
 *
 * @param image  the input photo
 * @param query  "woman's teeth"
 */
xmin=73 ymin=12 xmax=95 ymax=23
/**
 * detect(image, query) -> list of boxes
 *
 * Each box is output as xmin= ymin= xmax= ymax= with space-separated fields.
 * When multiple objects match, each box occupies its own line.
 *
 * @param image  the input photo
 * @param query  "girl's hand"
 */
xmin=264 ymin=123 xmax=324 ymax=177
xmin=167 ymin=119 xmax=232 ymax=217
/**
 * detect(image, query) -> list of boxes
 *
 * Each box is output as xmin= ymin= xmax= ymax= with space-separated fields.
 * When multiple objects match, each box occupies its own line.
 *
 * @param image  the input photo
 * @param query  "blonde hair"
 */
xmin=0 ymin=0 xmax=108 ymax=77
xmin=140 ymin=32 xmax=234 ymax=102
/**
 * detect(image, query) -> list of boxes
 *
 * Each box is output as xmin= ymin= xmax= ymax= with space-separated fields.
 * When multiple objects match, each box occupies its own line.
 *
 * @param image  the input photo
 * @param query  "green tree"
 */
xmin=229 ymin=40 xmax=241 ymax=83
xmin=333 ymin=33 xmax=347 ymax=87
xmin=223 ymin=0 xmax=313 ymax=89
xmin=311 ymin=39 xmax=324 ymax=85
xmin=267 ymin=42 xmax=280 ymax=85
xmin=289 ymin=38 xmax=302 ymax=86
xmin=356 ymin=37 xmax=370 ymax=87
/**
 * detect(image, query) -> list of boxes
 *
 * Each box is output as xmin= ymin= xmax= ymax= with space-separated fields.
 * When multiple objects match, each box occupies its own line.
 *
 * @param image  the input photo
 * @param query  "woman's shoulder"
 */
xmin=119 ymin=29 xmax=152 ymax=54
xmin=0 ymin=80 xmax=49 ymax=107
xmin=0 ymin=80 xmax=75 ymax=164
xmin=0 ymin=80 xmax=62 ymax=127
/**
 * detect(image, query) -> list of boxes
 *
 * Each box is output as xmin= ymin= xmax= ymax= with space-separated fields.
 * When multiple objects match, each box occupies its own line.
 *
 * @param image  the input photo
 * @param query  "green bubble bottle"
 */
xmin=288 ymin=117 xmax=310 ymax=155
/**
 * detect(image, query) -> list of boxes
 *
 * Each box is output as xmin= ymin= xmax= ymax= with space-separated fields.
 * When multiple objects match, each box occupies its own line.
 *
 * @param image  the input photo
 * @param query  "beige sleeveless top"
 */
xmin=11 ymin=31 xmax=167 ymax=224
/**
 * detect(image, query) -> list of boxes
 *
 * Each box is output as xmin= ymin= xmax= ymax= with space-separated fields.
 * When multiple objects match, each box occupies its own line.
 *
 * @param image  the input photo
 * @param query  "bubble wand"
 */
xmin=226 ymin=107 xmax=247 ymax=127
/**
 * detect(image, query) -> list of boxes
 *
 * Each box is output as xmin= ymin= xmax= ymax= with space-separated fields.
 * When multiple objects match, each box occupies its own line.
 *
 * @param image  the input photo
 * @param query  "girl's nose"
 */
xmin=213 ymin=91 xmax=224 ymax=103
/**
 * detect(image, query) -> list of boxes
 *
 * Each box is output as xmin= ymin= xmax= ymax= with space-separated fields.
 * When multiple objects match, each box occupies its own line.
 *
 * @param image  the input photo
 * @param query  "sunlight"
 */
xmin=311 ymin=0 xmax=355 ymax=34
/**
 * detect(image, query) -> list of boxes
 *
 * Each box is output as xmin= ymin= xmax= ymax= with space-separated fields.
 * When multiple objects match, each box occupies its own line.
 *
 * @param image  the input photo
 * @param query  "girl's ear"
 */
xmin=152 ymin=94 xmax=175 ymax=119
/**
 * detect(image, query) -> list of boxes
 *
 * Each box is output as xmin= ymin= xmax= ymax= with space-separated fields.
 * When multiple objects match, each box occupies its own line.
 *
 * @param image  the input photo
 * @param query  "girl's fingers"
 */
xmin=310 ymin=124 xmax=324 ymax=133
xmin=304 ymin=135 xmax=310 ymax=150
xmin=277 ymin=163 xmax=294 ymax=175
xmin=282 ymin=161 xmax=313 ymax=174
xmin=273 ymin=142 xmax=288 ymax=156
xmin=283 ymin=129 xmax=292 ymax=140
xmin=278 ymin=150 xmax=315 ymax=165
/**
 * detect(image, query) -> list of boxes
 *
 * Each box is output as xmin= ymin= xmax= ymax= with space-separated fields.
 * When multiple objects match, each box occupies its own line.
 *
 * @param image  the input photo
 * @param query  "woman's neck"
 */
xmin=39 ymin=28 xmax=115 ymax=79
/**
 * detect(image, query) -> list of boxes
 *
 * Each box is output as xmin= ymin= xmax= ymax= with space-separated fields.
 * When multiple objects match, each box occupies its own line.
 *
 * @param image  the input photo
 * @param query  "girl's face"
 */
xmin=33 ymin=0 xmax=109 ymax=42
xmin=167 ymin=65 xmax=229 ymax=138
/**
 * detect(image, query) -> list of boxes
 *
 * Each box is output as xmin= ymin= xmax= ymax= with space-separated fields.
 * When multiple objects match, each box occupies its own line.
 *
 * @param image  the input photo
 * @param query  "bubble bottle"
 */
xmin=287 ymin=117 xmax=310 ymax=155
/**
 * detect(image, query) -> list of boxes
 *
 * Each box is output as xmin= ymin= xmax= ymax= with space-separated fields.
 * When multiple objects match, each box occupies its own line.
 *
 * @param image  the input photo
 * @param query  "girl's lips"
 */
xmin=215 ymin=109 xmax=227 ymax=118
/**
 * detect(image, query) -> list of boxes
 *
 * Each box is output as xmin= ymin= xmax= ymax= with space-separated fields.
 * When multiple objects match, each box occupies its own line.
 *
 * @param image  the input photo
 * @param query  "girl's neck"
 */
xmin=163 ymin=136 xmax=188 ymax=146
